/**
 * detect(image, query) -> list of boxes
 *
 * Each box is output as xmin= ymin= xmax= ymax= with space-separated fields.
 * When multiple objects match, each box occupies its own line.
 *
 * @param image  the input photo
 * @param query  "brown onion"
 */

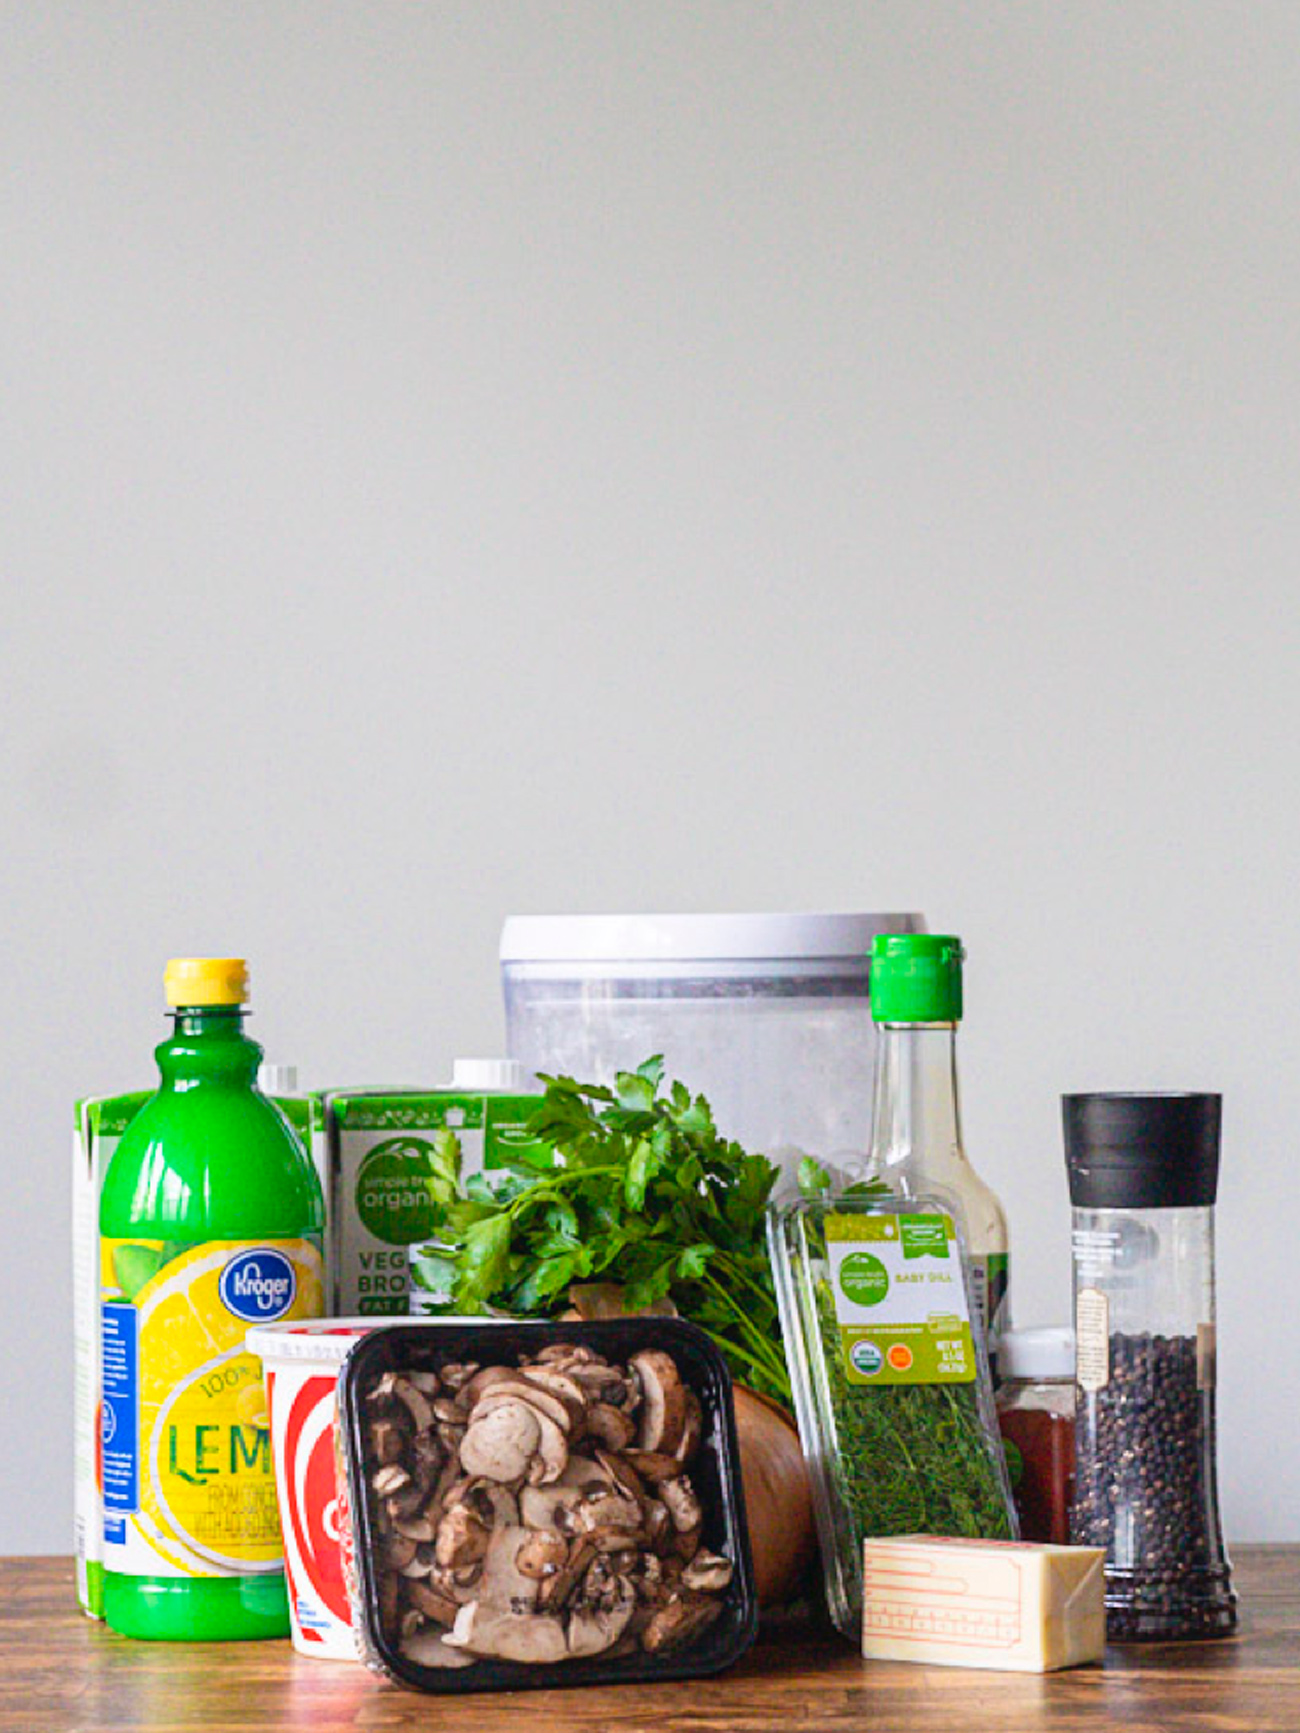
xmin=733 ymin=1385 xmax=816 ymax=1607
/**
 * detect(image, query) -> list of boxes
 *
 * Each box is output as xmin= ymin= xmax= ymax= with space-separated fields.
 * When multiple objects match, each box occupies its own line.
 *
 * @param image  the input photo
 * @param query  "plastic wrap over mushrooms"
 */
xmin=362 ymin=1344 xmax=735 ymax=1667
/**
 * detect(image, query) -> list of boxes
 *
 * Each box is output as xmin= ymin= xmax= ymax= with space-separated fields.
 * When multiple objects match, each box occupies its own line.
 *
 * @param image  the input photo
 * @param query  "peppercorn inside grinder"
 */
xmin=1063 ymin=1094 xmax=1236 ymax=1641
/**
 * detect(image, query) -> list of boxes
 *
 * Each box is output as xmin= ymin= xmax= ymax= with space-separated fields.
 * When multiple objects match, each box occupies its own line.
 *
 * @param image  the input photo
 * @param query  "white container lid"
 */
xmin=246 ymin=1317 xmax=487 ymax=1366
xmin=451 ymin=1057 xmax=530 ymax=1092
xmin=500 ymin=911 xmax=923 ymax=965
xmin=998 ymin=1326 xmax=1076 ymax=1381
xmin=246 ymin=1318 xmax=377 ymax=1367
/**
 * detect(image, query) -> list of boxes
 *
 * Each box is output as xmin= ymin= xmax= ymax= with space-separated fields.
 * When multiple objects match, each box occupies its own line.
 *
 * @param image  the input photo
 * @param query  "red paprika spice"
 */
xmin=995 ymin=1327 xmax=1075 ymax=1546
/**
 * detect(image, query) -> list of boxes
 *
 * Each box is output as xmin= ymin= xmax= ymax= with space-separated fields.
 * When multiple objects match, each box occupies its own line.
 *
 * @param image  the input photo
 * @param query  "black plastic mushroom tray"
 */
xmin=338 ymin=1316 xmax=759 ymax=1693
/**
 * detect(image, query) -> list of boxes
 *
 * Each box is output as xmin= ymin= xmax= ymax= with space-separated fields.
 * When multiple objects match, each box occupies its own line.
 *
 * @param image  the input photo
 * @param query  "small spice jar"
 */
xmin=1063 ymin=1093 xmax=1237 ymax=1641
xmin=996 ymin=1327 xmax=1075 ymax=1545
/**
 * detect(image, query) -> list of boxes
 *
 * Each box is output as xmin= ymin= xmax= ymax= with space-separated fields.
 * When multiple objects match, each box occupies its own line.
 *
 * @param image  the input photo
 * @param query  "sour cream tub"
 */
xmin=247 ymin=1319 xmax=376 ymax=1660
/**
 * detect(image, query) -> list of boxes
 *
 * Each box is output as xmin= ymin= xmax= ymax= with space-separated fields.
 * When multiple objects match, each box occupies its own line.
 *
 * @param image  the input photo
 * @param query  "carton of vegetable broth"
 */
xmin=326 ymin=1066 xmax=546 ymax=1316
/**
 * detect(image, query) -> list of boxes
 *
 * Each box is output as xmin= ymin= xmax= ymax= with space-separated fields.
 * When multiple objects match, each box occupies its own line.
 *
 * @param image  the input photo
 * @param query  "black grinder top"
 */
xmin=1063 ymin=1092 xmax=1222 ymax=1210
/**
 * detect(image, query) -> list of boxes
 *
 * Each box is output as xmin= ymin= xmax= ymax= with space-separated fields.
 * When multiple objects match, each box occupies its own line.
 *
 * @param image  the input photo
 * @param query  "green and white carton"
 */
xmin=326 ymin=1059 xmax=546 ymax=1316
xmin=71 ymin=1073 xmax=327 ymax=1620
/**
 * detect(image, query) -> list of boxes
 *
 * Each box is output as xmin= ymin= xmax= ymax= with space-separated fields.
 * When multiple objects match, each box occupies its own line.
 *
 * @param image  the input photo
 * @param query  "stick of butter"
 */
xmin=861 ymin=1537 xmax=1106 ymax=1672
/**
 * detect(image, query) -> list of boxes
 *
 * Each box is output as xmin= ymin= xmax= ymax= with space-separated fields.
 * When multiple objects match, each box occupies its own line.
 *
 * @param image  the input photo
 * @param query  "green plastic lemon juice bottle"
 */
xmin=100 ymin=959 xmax=325 ymax=1639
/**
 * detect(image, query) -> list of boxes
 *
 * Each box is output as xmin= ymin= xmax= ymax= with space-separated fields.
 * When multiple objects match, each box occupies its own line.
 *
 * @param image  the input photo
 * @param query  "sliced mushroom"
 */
xmin=473 ymin=1482 xmax=521 ymax=1528
xmin=399 ymin=1544 xmax=436 ymax=1579
xmin=369 ymin=1416 xmax=409 ymax=1466
xmin=641 ymin=1594 xmax=722 ymax=1653
xmin=675 ymin=1393 xmax=703 ymax=1466
xmin=390 ymin=1375 xmax=435 ymax=1433
xmin=524 ymin=1410 xmax=570 ymax=1485
xmin=441 ymin=1474 xmax=475 ymax=1510
xmin=444 ymin=1602 xmax=568 ymax=1664
xmin=573 ymin=1491 xmax=643 ymax=1535
xmin=372 ymin=1464 xmax=411 ymax=1499
xmin=518 ymin=1457 xmax=607 ymax=1531
xmin=583 ymin=1526 xmax=649 ymax=1556
xmin=400 ymin=1625 xmax=476 ymax=1669
xmin=384 ymin=1532 xmax=418 ymax=1572
xmin=595 ymin=1449 xmax=646 ymax=1506
xmin=536 ymin=1535 xmax=599 ymax=1612
xmin=437 ymin=1361 xmax=480 ymax=1393
xmin=391 ymin=1510 xmax=437 ymax=1544
xmin=658 ymin=1475 xmax=703 ymax=1534
xmin=460 ymin=1364 xmax=518 ymax=1409
xmin=514 ymin=1531 xmax=569 ymax=1580
xmin=624 ymin=1450 xmax=683 ymax=1484
xmin=629 ymin=1351 xmax=687 ymax=1455
xmin=682 ymin=1550 xmax=733 ymax=1592
xmin=644 ymin=1500 xmax=674 ymax=1556
xmin=476 ymin=1524 xmax=542 ymax=1612
xmin=408 ymin=1369 xmax=440 ymax=1395
xmin=407 ymin=1575 xmax=461 ymax=1627
xmin=520 ymin=1365 xmax=589 ymax=1426
xmin=675 ymin=1527 xmax=702 ymax=1564
xmin=435 ymin=1502 xmax=490 ymax=1571
xmin=473 ymin=1380 xmax=575 ymax=1435
xmin=568 ymin=1579 xmax=637 ymax=1658
xmin=572 ymin=1362 xmax=639 ymax=1408
xmin=586 ymin=1404 xmax=636 ymax=1451
xmin=536 ymin=1343 xmax=600 ymax=1365
xmin=411 ymin=1427 xmax=444 ymax=1481
xmin=459 ymin=1401 xmax=541 ymax=1483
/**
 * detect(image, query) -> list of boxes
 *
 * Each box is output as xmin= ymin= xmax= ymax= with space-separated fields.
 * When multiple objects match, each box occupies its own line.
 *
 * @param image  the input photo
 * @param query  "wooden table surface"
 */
xmin=4 ymin=1547 xmax=1295 ymax=1733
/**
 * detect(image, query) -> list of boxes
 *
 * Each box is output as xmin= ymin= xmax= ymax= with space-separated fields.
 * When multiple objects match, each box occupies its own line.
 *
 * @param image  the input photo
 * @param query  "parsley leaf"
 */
xmin=418 ymin=1059 xmax=791 ymax=1405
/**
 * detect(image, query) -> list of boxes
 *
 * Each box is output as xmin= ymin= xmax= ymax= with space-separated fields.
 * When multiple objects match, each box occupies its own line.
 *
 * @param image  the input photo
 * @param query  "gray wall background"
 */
xmin=4 ymin=3 xmax=1299 ymax=1551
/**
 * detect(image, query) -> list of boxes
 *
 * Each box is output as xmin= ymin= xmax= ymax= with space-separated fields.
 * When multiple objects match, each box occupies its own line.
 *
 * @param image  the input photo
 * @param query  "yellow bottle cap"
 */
xmin=164 ymin=957 xmax=249 ymax=1008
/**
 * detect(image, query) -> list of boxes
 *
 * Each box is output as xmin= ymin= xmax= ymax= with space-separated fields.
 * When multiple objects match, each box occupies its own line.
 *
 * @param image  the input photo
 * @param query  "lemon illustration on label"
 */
xmin=101 ymin=1238 xmax=323 ymax=1579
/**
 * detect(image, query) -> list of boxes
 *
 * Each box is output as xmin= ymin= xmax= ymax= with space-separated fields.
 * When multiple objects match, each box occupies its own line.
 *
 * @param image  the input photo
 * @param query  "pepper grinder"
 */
xmin=1064 ymin=1093 xmax=1237 ymax=1641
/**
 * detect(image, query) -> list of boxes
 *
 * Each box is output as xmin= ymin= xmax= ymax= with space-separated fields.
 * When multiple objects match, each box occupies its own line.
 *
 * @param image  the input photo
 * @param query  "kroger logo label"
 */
xmin=219 ymin=1249 xmax=297 ymax=1322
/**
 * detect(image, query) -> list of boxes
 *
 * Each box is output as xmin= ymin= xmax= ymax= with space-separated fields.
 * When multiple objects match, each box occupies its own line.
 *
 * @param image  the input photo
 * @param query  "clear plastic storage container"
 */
xmin=500 ymin=912 xmax=923 ymax=1182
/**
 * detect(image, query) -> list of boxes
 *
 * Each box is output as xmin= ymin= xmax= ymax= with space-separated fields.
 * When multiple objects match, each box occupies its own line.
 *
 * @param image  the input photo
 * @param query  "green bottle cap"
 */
xmin=870 ymin=934 xmax=964 ymax=1023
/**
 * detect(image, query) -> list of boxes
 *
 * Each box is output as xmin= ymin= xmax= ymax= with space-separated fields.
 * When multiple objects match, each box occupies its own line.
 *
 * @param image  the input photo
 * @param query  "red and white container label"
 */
xmin=268 ymin=1368 xmax=352 ymax=1649
xmin=248 ymin=1321 xmax=372 ymax=1661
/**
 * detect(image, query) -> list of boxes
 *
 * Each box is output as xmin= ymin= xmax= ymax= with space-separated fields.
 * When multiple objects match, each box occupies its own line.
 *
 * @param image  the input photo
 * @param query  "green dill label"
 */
xmin=826 ymin=1211 xmax=976 ymax=1387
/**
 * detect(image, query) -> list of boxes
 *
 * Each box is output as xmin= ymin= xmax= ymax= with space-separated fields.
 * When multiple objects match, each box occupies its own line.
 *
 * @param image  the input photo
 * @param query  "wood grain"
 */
xmin=2 ymin=1548 xmax=1292 ymax=1733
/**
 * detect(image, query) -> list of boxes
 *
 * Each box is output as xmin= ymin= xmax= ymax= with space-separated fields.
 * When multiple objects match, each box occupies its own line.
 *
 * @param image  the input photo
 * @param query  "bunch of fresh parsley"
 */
xmin=411 ymin=1057 xmax=792 ymax=1406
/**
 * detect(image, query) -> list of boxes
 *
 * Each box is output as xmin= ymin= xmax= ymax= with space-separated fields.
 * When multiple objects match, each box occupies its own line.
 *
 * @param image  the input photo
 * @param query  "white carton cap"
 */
xmin=998 ymin=1326 xmax=1076 ymax=1382
xmin=452 ymin=1058 xmax=529 ymax=1092
xmin=259 ymin=1062 xmax=299 ymax=1095
xmin=499 ymin=912 xmax=923 ymax=964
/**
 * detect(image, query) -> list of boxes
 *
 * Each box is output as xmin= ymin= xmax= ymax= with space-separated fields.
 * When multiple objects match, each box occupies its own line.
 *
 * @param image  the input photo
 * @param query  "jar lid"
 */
xmin=1063 ymin=1093 xmax=1221 ymax=1209
xmin=499 ymin=912 xmax=923 ymax=964
xmin=998 ymin=1326 xmax=1075 ymax=1381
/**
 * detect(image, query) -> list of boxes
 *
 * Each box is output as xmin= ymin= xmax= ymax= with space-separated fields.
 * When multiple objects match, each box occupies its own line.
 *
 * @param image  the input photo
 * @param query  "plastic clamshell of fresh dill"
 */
xmin=766 ymin=1191 xmax=1017 ymax=1641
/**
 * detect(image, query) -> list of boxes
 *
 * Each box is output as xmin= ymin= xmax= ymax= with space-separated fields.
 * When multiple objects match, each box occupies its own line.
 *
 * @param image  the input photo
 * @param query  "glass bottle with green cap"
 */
xmin=866 ymin=934 xmax=1010 ymax=1376
xmin=99 ymin=958 xmax=326 ymax=1640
